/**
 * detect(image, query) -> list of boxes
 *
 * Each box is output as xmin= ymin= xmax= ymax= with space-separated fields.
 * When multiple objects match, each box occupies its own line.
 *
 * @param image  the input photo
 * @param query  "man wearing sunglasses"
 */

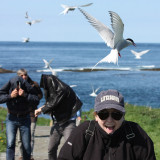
xmin=58 ymin=89 xmax=156 ymax=160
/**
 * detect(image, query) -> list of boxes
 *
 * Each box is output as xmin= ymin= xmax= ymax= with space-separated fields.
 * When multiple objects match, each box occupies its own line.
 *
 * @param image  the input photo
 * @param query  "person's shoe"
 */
xmin=19 ymin=157 xmax=23 ymax=160
xmin=30 ymin=158 xmax=34 ymax=160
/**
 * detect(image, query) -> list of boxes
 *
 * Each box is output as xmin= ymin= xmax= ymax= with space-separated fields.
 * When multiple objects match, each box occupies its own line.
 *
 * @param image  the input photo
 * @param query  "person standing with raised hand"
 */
xmin=17 ymin=69 xmax=43 ymax=160
xmin=0 ymin=74 xmax=39 ymax=160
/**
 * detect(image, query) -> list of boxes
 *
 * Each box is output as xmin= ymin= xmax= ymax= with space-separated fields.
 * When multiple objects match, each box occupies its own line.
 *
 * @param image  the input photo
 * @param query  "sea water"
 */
xmin=0 ymin=41 xmax=160 ymax=118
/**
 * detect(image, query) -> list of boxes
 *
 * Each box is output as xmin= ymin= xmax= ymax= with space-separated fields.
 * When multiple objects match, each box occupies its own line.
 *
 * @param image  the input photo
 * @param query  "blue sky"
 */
xmin=0 ymin=0 xmax=160 ymax=43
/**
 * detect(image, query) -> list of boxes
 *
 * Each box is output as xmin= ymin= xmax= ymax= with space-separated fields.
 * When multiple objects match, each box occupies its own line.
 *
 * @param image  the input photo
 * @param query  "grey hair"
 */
xmin=17 ymin=68 xmax=28 ymax=76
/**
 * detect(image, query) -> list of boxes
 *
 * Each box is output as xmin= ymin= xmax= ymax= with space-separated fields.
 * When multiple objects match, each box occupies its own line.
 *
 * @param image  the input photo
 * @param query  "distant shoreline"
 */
xmin=1 ymin=67 xmax=160 ymax=74
xmin=0 ymin=67 xmax=14 ymax=73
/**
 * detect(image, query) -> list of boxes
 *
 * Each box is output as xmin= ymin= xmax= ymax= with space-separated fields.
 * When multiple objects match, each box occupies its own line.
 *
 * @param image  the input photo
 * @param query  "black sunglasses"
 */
xmin=97 ymin=111 xmax=123 ymax=121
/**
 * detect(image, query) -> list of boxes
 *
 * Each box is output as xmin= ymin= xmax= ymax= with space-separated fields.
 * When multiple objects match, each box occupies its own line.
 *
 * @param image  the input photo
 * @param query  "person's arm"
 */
xmin=0 ymin=81 xmax=12 ymax=103
xmin=141 ymin=136 xmax=156 ymax=160
xmin=32 ymin=81 xmax=43 ymax=100
xmin=35 ymin=105 xmax=45 ymax=117
xmin=134 ymin=123 xmax=156 ymax=160
xmin=58 ymin=122 xmax=88 ymax=160
xmin=22 ymin=80 xmax=40 ymax=104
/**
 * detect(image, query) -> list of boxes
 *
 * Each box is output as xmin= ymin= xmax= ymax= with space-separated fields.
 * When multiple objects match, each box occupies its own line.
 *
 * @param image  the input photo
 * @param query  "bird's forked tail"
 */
xmin=92 ymin=49 xmax=119 ymax=70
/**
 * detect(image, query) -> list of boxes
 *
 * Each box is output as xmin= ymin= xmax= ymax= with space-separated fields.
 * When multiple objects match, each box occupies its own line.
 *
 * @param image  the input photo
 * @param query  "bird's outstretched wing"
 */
xmin=109 ymin=11 xmax=124 ymax=47
xmin=79 ymin=8 xmax=114 ymax=48
xmin=138 ymin=50 xmax=150 ymax=56
xmin=25 ymin=12 xmax=31 ymax=19
xmin=61 ymin=4 xmax=69 ymax=9
xmin=43 ymin=59 xmax=49 ymax=68
xmin=25 ymin=12 xmax=29 ymax=19
xmin=95 ymin=87 xmax=100 ymax=93
xmin=49 ymin=58 xmax=54 ymax=65
xmin=32 ymin=20 xmax=41 ymax=24
xmin=79 ymin=3 xmax=93 ymax=7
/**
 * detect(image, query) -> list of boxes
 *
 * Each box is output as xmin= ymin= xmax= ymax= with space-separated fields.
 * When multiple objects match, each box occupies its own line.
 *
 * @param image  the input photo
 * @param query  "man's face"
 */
xmin=95 ymin=108 xmax=124 ymax=134
xmin=20 ymin=73 xmax=28 ymax=80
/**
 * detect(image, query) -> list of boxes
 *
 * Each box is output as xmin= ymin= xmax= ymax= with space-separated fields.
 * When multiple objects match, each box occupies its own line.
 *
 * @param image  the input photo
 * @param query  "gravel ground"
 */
xmin=0 ymin=125 xmax=64 ymax=160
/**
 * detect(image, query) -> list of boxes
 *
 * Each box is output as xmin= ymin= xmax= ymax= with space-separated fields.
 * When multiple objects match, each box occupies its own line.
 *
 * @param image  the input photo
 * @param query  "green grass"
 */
xmin=0 ymin=107 xmax=7 ymax=152
xmin=125 ymin=103 xmax=160 ymax=159
xmin=0 ymin=104 xmax=160 ymax=159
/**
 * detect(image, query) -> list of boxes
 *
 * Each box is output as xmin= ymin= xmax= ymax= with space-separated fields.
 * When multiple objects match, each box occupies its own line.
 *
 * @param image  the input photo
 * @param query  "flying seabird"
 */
xmin=70 ymin=85 xmax=77 ymax=88
xmin=131 ymin=50 xmax=149 ymax=59
xmin=43 ymin=58 xmax=54 ymax=68
xmin=26 ymin=19 xmax=41 ymax=26
xmin=60 ymin=3 xmax=93 ymax=15
xmin=22 ymin=38 xmax=30 ymax=43
xmin=89 ymin=86 xmax=100 ymax=97
xmin=79 ymin=8 xmax=136 ymax=69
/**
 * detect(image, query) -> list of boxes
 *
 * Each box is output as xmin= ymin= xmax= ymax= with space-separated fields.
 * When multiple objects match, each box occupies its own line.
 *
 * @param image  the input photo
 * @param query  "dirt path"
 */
xmin=0 ymin=126 xmax=64 ymax=160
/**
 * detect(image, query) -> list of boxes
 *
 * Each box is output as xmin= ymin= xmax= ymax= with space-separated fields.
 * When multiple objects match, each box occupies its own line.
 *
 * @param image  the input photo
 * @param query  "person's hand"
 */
xmin=10 ymin=89 xmax=18 ymax=98
xmin=77 ymin=116 xmax=82 ymax=121
xmin=76 ymin=116 xmax=81 ymax=126
xmin=35 ymin=105 xmax=45 ymax=117
xmin=35 ymin=108 xmax=41 ymax=117
xmin=18 ymin=88 xmax=25 ymax=96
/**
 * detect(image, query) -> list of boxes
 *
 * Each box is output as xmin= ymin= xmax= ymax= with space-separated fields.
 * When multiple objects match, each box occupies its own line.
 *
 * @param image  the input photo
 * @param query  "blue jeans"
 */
xmin=18 ymin=122 xmax=36 ymax=157
xmin=6 ymin=114 xmax=31 ymax=160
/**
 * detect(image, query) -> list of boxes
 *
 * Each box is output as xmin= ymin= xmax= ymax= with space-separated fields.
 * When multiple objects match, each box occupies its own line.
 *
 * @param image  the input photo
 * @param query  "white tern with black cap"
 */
xmin=78 ymin=8 xmax=136 ymax=68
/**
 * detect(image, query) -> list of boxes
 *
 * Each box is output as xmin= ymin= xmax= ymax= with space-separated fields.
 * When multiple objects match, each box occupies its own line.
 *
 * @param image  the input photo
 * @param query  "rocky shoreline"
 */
xmin=0 ymin=67 xmax=160 ymax=74
xmin=0 ymin=67 xmax=14 ymax=73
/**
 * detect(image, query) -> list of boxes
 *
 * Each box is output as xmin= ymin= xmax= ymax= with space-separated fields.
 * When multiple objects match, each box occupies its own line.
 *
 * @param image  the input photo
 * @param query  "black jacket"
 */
xmin=58 ymin=120 xmax=156 ymax=160
xmin=40 ymin=74 xmax=82 ymax=123
xmin=0 ymin=76 xmax=39 ymax=114
xmin=27 ymin=76 xmax=43 ymax=111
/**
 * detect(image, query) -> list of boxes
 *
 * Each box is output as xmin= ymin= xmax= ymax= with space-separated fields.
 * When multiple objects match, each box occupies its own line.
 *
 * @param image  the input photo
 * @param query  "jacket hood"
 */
xmin=40 ymin=74 xmax=49 ymax=89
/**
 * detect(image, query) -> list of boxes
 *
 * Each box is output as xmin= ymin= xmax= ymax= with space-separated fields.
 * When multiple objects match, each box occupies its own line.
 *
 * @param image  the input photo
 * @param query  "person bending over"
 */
xmin=35 ymin=74 xmax=82 ymax=160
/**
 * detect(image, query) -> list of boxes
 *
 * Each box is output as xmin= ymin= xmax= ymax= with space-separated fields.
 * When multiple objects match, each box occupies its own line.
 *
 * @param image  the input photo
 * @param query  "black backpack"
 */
xmin=85 ymin=120 xmax=135 ymax=145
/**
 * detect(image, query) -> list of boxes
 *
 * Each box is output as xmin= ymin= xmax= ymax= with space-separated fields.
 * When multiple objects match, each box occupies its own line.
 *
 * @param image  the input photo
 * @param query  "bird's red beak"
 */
xmin=133 ymin=43 xmax=136 ymax=47
xmin=118 ymin=52 xmax=121 ymax=57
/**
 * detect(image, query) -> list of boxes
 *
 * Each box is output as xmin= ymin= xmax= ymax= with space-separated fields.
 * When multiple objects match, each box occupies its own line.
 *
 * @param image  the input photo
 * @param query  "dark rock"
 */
xmin=0 ymin=68 xmax=14 ymax=73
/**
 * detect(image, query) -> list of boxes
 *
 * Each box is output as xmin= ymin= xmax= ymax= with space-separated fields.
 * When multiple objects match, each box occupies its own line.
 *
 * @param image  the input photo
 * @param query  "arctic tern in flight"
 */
xmin=22 ymin=37 xmax=30 ymax=43
xmin=60 ymin=3 xmax=93 ymax=15
xmin=131 ymin=50 xmax=149 ymax=59
xmin=89 ymin=86 xmax=100 ymax=97
xmin=79 ymin=8 xmax=136 ymax=69
xmin=43 ymin=58 xmax=54 ymax=68
xmin=25 ymin=12 xmax=41 ymax=25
